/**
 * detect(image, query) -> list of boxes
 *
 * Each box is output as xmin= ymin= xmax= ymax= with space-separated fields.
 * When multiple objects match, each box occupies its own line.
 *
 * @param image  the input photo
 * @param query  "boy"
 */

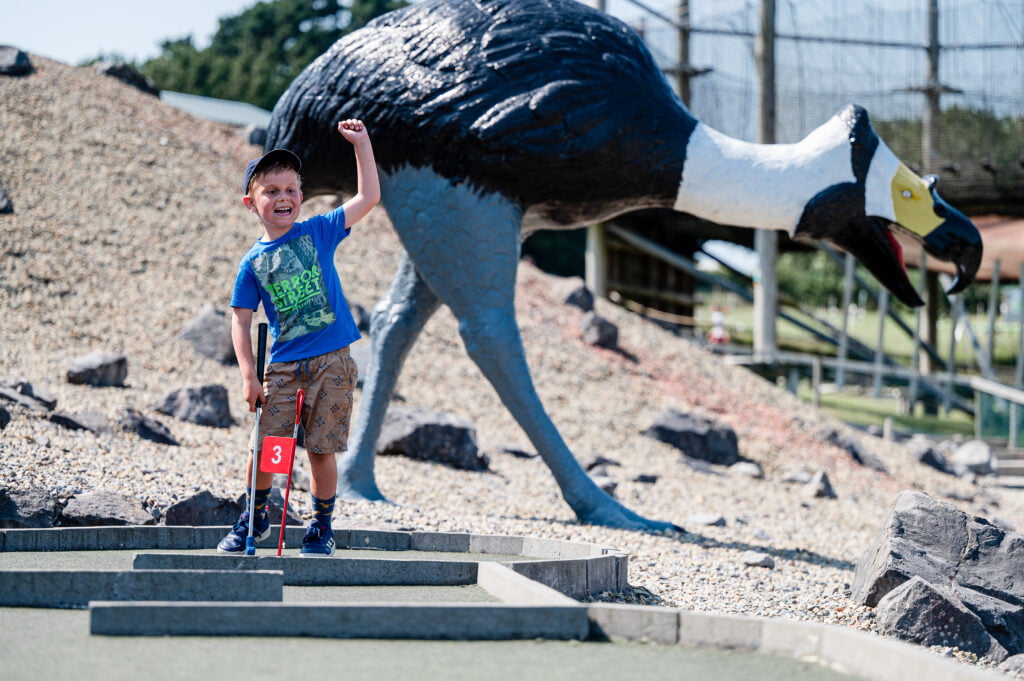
xmin=218 ymin=119 xmax=380 ymax=556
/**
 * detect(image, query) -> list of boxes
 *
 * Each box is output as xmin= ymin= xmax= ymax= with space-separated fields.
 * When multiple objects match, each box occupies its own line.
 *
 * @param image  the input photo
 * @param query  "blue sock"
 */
xmin=312 ymin=494 xmax=335 ymax=527
xmin=248 ymin=487 xmax=272 ymax=520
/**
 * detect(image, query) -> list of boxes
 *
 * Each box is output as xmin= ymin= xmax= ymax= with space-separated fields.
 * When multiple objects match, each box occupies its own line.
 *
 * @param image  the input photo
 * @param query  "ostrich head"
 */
xmin=792 ymin=106 xmax=982 ymax=307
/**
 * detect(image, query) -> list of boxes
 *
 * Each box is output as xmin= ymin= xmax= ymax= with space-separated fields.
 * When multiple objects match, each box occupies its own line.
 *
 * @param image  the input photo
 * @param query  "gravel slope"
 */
xmin=2 ymin=57 xmax=1022 ymax=672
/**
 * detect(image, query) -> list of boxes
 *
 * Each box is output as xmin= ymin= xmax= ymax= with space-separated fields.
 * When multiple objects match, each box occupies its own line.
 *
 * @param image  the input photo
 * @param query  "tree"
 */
xmin=141 ymin=0 xmax=406 ymax=110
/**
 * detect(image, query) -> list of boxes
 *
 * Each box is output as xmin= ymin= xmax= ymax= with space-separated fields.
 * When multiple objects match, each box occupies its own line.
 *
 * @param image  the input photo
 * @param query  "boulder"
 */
xmin=801 ymin=470 xmax=837 ymax=499
xmin=852 ymin=491 xmax=1024 ymax=656
xmin=876 ymin=577 xmax=1008 ymax=663
xmin=556 ymin=277 xmax=594 ymax=312
xmin=376 ymin=406 xmax=487 ymax=471
xmin=0 ymin=488 xmax=59 ymax=528
xmin=490 ymin=444 xmax=536 ymax=459
xmin=581 ymin=455 xmax=621 ymax=472
xmin=242 ymin=124 xmax=267 ymax=147
xmin=154 ymin=384 xmax=233 ymax=428
xmin=49 ymin=410 xmax=111 ymax=434
xmin=642 ymin=409 xmax=739 ymax=466
xmin=687 ymin=513 xmax=726 ymax=527
xmin=57 ymin=491 xmax=154 ymax=526
xmin=350 ymin=304 xmax=371 ymax=333
xmin=178 ymin=305 xmax=235 ymax=364
xmin=906 ymin=434 xmax=950 ymax=474
xmin=590 ymin=473 xmax=617 ymax=497
xmin=0 ymin=376 xmax=56 ymax=409
xmin=0 ymin=384 xmax=55 ymax=412
xmin=1000 ymin=655 xmax=1024 ymax=674
xmin=66 ymin=351 xmax=127 ymax=387
xmin=825 ymin=428 xmax=886 ymax=472
xmin=582 ymin=312 xmax=618 ymax=348
xmin=0 ymin=45 xmax=32 ymax=76
xmin=730 ymin=461 xmax=764 ymax=479
xmin=742 ymin=551 xmax=775 ymax=569
xmin=949 ymin=440 xmax=995 ymax=477
xmin=119 ymin=407 xmax=179 ymax=446
xmin=0 ymin=180 xmax=12 ymax=214
xmin=0 ymin=405 xmax=9 ymax=430
xmin=781 ymin=469 xmax=813 ymax=484
xmin=93 ymin=61 xmax=159 ymax=95
xmin=163 ymin=491 xmax=242 ymax=526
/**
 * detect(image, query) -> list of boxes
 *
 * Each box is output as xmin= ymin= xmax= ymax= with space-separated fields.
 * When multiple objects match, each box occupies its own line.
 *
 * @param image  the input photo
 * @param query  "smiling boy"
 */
xmin=218 ymin=119 xmax=380 ymax=556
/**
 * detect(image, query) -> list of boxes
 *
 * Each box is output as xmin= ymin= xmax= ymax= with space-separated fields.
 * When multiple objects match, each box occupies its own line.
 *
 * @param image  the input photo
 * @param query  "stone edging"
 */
xmin=0 ymin=526 xmax=1006 ymax=680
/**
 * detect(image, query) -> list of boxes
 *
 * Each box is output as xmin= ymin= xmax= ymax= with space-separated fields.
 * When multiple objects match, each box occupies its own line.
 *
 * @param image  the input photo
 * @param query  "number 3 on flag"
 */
xmin=260 ymin=436 xmax=295 ymax=474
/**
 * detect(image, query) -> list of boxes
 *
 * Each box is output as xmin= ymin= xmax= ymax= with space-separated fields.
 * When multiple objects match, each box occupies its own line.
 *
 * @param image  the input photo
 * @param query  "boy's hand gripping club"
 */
xmin=245 ymin=322 xmax=268 ymax=556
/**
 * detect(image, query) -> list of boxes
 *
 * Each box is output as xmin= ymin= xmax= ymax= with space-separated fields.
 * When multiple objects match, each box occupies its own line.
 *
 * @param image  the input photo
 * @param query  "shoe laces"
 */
xmin=231 ymin=511 xmax=251 ymax=535
xmin=305 ymin=522 xmax=328 ymax=539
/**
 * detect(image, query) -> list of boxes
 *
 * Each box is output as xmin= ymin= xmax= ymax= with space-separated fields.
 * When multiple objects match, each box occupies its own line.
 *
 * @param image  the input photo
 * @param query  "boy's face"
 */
xmin=242 ymin=168 xmax=303 ymax=235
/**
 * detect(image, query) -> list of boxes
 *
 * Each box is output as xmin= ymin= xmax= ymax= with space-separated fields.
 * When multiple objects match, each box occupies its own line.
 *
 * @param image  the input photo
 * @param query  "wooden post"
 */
xmin=873 ymin=289 xmax=889 ymax=398
xmin=1012 ymin=264 xmax=1024 ymax=447
xmin=585 ymin=223 xmax=608 ymax=299
xmin=922 ymin=0 xmax=941 ymax=173
xmin=677 ymin=0 xmax=691 ymax=107
xmin=753 ymin=0 xmax=778 ymax=356
xmin=987 ymin=259 xmax=1001 ymax=371
xmin=945 ymin=295 xmax=960 ymax=414
xmin=836 ymin=252 xmax=855 ymax=389
xmin=908 ymin=251 xmax=927 ymax=411
xmin=811 ymin=356 xmax=822 ymax=409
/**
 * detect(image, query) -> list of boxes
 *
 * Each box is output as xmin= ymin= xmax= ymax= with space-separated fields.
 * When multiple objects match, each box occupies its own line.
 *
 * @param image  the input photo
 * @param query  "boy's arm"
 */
xmin=337 ymin=119 xmax=381 ymax=228
xmin=231 ymin=306 xmax=266 ymax=413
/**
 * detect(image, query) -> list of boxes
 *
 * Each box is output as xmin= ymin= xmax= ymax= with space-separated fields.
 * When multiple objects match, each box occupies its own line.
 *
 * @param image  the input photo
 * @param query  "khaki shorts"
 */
xmin=253 ymin=346 xmax=358 ymax=455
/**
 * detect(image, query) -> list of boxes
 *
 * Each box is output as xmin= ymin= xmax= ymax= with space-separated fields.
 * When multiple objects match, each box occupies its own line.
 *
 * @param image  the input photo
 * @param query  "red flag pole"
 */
xmin=277 ymin=389 xmax=304 ymax=557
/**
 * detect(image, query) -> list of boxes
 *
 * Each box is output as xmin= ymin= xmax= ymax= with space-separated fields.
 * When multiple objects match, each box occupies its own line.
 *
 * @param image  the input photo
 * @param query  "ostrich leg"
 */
xmin=381 ymin=169 xmax=679 ymax=531
xmin=339 ymin=250 xmax=441 ymax=501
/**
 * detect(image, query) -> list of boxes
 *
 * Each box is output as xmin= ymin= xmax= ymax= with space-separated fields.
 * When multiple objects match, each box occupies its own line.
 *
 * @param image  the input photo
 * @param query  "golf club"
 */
xmin=245 ymin=321 xmax=268 ymax=556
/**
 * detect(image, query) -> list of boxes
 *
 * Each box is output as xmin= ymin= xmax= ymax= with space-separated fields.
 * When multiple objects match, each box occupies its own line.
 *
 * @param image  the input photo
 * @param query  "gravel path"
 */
xmin=3 ymin=57 xmax=1023 ymax=674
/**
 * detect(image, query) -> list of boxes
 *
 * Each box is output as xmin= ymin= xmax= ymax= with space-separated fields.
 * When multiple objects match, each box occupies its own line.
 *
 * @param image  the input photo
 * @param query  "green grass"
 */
xmin=795 ymin=383 xmax=975 ymax=438
xmin=697 ymin=300 xmax=1022 ymax=374
xmin=695 ymin=297 xmax=994 ymax=438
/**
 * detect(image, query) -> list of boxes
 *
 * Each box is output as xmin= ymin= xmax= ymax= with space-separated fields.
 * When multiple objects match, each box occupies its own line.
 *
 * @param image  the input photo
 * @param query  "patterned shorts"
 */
xmin=253 ymin=346 xmax=358 ymax=456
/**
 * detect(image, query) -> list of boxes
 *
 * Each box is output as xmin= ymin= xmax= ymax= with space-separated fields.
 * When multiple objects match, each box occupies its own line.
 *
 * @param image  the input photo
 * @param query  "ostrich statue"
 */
xmin=265 ymin=0 xmax=982 ymax=531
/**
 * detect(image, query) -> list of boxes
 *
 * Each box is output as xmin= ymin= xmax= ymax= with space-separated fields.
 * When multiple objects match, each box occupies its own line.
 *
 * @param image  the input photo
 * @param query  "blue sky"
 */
xmin=0 ymin=0 xmax=258 ymax=65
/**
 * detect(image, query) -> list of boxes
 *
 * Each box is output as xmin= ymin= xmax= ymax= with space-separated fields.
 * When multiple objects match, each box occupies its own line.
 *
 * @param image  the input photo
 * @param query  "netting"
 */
xmin=605 ymin=0 xmax=1024 ymax=178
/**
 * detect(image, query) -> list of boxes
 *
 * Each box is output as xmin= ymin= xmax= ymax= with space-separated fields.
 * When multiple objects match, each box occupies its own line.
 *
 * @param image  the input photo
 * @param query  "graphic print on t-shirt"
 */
xmin=251 ymin=234 xmax=336 ymax=341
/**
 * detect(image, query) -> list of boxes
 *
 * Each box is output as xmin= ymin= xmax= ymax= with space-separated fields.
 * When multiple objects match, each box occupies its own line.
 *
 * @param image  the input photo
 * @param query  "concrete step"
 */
xmin=133 ymin=552 xmax=477 ymax=587
xmin=995 ymin=461 xmax=1024 ymax=476
xmin=89 ymin=602 xmax=591 ymax=640
xmin=0 ymin=569 xmax=282 ymax=608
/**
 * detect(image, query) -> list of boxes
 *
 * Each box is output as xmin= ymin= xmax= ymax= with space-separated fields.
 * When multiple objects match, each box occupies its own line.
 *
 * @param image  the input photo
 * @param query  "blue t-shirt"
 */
xmin=231 ymin=206 xmax=361 ymax=363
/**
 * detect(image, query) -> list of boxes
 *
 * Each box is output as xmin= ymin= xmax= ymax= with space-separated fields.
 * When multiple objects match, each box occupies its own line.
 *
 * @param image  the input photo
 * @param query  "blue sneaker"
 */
xmin=300 ymin=522 xmax=335 ymax=557
xmin=216 ymin=511 xmax=271 ymax=553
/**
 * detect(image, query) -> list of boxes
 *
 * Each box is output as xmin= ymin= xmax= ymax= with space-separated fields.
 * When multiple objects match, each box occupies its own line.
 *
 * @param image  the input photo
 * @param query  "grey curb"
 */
xmin=0 ymin=569 xmax=283 ymax=608
xmin=587 ymin=605 xmax=1008 ymax=681
xmin=476 ymin=562 xmax=578 ymax=605
xmin=133 ymin=553 xmax=477 ymax=586
xmin=89 ymin=602 xmax=591 ymax=640
xmin=4 ymin=526 xmax=1005 ymax=680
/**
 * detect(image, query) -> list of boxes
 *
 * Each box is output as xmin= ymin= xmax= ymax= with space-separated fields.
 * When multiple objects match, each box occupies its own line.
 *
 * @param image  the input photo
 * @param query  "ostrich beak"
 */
xmin=887 ymin=167 xmax=982 ymax=302
xmin=914 ymin=181 xmax=983 ymax=297
xmin=824 ymin=168 xmax=982 ymax=308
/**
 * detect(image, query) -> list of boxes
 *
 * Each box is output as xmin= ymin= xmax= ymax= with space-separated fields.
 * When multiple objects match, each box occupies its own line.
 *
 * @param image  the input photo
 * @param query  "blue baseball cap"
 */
xmin=242 ymin=148 xmax=302 ymax=194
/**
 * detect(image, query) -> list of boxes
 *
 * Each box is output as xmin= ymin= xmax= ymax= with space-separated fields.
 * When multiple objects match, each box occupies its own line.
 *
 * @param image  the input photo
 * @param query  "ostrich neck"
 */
xmin=673 ymin=119 xmax=855 ymax=234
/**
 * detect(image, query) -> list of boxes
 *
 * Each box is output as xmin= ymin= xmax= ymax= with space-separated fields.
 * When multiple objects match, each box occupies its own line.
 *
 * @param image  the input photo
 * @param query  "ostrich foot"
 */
xmin=576 ymin=498 xmax=683 ymax=533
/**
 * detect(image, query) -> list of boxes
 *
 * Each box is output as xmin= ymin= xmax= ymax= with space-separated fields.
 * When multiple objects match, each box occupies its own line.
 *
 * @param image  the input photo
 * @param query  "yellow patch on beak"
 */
xmin=890 ymin=163 xmax=943 ymax=238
